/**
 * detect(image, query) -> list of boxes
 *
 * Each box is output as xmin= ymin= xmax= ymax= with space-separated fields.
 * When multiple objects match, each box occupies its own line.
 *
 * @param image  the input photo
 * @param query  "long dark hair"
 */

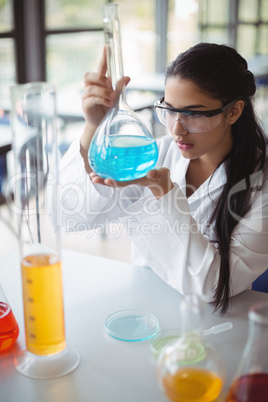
xmin=166 ymin=43 xmax=267 ymax=314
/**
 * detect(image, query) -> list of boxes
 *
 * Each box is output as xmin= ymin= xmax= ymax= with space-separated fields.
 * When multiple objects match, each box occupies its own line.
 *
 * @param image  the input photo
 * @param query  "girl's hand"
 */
xmin=82 ymin=48 xmax=130 ymax=130
xmin=80 ymin=47 xmax=130 ymax=171
xmin=89 ymin=167 xmax=174 ymax=199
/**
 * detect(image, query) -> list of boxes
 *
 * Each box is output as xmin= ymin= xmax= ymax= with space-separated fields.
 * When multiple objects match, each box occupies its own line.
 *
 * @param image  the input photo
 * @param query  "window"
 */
xmin=0 ymin=0 xmax=160 ymax=156
xmin=0 ymin=0 xmax=16 ymax=105
xmin=117 ymin=0 xmax=156 ymax=78
xmin=45 ymin=0 xmax=156 ymax=97
xmin=167 ymin=0 xmax=199 ymax=64
xmin=0 ymin=1 xmax=268 ymax=117
xmin=198 ymin=0 xmax=268 ymax=133
xmin=237 ymin=0 xmax=268 ymax=57
xmin=44 ymin=0 xmax=158 ymax=145
xmin=45 ymin=0 xmax=104 ymax=98
xmin=199 ymin=0 xmax=268 ymax=58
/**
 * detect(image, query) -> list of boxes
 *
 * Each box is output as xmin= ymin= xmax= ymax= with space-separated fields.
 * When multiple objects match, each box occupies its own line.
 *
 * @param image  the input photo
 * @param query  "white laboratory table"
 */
xmin=1 ymin=249 xmax=268 ymax=402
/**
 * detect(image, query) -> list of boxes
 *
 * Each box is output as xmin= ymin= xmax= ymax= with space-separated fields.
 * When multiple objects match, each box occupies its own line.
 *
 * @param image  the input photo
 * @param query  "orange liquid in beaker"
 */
xmin=0 ymin=302 xmax=19 ymax=352
xmin=162 ymin=367 xmax=222 ymax=402
xmin=21 ymin=254 xmax=66 ymax=355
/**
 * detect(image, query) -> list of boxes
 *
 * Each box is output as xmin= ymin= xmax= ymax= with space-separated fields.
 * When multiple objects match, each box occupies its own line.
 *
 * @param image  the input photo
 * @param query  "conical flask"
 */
xmin=89 ymin=3 xmax=158 ymax=181
xmin=226 ymin=300 xmax=268 ymax=401
xmin=10 ymin=82 xmax=79 ymax=379
xmin=157 ymin=294 xmax=225 ymax=402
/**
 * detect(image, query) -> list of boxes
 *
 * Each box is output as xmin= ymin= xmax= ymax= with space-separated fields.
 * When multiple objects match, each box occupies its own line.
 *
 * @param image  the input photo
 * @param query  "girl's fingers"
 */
xmin=83 ymin=97 xmax=114 ymax=110
xmin=89 ymin=172 xmax=98 ymax=179
xmin=146 ymin=170 xmax=156 ymax=179
xmin=104 ymin=178 xmax=119 ymax=187
xmin=89 ymin=173 xmax=105 ymax=185
xmin=83 ymin=74 xmax=130 ymax=101
xmin=82 ymin=76 xmax=130 ymax=111
xmin=147 ymin=167 xmax=169 ymax=181
xmin=84 ymin=72 xmax=112 ymax=88
xmin=82 ymin=84 xmax=115 ymax=101
xmin=115 ymin=76 xmax=131 ymax=93
xmin=98 ymin=47 xmax=108 ymax=76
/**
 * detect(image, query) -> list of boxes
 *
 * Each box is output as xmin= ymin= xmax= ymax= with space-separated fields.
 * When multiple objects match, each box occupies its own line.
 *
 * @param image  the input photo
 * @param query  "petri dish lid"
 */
xmin=105 ymin=310 xmax=159 ymax=342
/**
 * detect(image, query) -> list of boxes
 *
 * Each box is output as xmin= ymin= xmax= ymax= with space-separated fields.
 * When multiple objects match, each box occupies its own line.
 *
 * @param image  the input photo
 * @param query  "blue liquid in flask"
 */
xmin=89 ymin=135 xmax=158 ymax=181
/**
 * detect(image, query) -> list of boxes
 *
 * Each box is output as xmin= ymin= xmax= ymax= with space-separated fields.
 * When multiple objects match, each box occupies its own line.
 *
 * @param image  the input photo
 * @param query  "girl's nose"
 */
xmin=172 ymin=117 xmax=188 ymax=136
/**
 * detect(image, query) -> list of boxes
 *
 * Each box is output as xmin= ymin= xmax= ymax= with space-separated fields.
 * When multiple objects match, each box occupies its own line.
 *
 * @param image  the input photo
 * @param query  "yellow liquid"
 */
xmin=162 ymin=367 xmax=222 ymax=402
xmin=21 ymin=254 xmax=66 ymax=355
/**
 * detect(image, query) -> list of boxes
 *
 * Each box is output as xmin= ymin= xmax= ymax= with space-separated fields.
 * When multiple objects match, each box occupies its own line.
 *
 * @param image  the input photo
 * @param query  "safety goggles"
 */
xmin=154 ymin=97 xmax=238 ymax=133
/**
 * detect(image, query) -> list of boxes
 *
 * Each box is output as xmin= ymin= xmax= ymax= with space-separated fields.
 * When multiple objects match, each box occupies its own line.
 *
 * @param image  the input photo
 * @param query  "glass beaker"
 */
xmin=157 ymin=294 xmax=225 ymax=402
xmin=0 ymin=284 xmax=19 ymax=352
xmin=89 ymin=3 xmax=158 ymax=181
xmin=226 ymin=300 xmax=268 ymax=402
xmin=10 ymin=82 xmax=80 ymax=378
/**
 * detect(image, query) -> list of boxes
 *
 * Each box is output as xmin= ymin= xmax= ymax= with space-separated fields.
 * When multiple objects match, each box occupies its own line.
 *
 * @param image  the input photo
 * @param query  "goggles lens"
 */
xmin=155 ymin=109 xmax=221 ymax=133
xmin=154 ymin=98 xmax=237 ymax=133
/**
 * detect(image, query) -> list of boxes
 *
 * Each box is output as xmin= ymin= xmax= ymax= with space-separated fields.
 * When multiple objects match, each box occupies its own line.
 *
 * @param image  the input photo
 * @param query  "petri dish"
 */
xmin=150 ymin=329 xmax=181 ymax=358
xmin=105 ymin=310 xmax=159 ymax=342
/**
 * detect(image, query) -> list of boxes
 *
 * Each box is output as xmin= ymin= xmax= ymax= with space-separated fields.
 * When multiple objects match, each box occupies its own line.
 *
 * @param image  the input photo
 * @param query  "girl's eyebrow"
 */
xmin=164 ymin=100 xmax=207 ymax=109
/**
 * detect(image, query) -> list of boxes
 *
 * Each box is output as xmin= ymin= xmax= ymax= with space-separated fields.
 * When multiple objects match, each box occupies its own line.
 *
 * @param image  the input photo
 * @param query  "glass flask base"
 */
xmin=14 ymin=345 xmax=80 ymax=379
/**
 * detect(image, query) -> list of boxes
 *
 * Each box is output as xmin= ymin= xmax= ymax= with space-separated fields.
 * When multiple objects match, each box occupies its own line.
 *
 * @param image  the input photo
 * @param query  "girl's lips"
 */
xmin=176 ymin=141 xmax=193 ymax=151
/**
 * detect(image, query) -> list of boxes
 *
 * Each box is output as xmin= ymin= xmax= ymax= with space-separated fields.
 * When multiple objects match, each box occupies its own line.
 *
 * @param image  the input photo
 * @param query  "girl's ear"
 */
xmin=228 ymin=100 xmax=245 ymax=125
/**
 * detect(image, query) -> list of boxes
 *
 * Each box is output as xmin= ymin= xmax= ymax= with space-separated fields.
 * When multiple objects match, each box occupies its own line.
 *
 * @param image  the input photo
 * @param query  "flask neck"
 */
xmin=103 ymin=3 xmax=126 ymax=103
xmin=180 ymin=294 xmax=204 ymax=338
xmin=170 ymin=295 xmax=207 ymax=366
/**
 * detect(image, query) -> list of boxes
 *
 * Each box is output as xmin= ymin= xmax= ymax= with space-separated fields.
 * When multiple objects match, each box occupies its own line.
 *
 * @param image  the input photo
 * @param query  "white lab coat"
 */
xmin=58 ymin=134 xmax=268 ymax=302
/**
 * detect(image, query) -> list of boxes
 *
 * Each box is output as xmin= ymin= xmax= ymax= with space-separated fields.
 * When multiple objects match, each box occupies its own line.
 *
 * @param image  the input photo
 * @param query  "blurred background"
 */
xmin=0 ymin=0 xmax=268 ymax=260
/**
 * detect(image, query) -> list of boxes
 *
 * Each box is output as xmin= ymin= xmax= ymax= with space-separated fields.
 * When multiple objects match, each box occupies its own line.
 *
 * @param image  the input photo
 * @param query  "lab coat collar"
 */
xmin=171 ymin=154 xmax=227 ymax=201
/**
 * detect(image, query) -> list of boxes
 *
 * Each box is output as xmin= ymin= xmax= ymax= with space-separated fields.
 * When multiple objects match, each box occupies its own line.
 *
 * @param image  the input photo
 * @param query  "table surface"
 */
xmin=1 ymin=249 xmax=268 ymax=402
